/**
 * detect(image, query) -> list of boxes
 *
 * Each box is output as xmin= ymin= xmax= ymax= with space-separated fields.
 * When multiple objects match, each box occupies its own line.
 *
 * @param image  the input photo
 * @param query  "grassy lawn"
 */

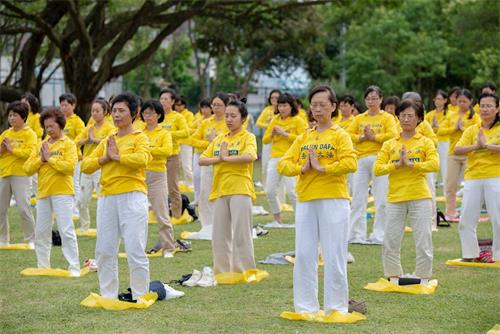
xmin=0 ymin=162 xmax=498 ymax=333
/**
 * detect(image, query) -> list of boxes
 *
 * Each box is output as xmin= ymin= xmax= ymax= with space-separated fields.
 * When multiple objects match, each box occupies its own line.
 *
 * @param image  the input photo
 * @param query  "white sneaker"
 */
xmin=255 ymin=181 xmax=263 ymax=188
xmin=183 ymin=269 xmax=202 ymax=287
xmin=347 ymin=252 xmax=355 ymax=263
xmin=163 ymin=283 xmax=185 ymax=300
xmin=10 ymin=197 xmax=16 ymax=207
xmin=196 ymin=266 xmax=217 ymax=287
xmin=163 ymin=251 xmax=174 ymax=258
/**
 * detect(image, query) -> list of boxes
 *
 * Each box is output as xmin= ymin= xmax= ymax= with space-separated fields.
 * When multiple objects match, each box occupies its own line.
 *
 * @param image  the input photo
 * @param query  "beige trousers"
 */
xmin=212 ymin=195 xmax=255 ymax=274
xmin=166 ymin=155 xmax=182 ymax=218
xmin=445 ymin=154 xmax=467 ymax=216
xmin=146 ymin=171 xmax=174 ymax=252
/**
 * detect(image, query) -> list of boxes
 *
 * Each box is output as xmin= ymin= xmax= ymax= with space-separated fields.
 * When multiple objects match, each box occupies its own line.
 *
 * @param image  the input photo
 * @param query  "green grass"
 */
xmin=0 ymin=165 xmax=498 ymax=333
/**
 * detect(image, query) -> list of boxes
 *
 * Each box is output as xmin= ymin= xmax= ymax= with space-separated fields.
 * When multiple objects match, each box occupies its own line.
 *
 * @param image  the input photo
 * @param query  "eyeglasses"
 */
xmin=142 ymin=110 xmax=157 ymax=116
xmin=310 ymin=102 xmax=332 ymax=109
xmin=479 ymin=104 xmax=496 ymax=109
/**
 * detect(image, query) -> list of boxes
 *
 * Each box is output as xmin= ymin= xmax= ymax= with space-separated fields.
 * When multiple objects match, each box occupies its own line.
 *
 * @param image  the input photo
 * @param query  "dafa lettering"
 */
xmin=228 ymin=149 xmax=239 ymax=155
xmin=50 ymin=150 xmax=63 ymax=156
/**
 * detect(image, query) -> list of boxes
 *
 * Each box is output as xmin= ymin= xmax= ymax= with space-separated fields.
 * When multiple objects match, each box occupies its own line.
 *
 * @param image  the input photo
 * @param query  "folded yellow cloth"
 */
xmin=148 ymin=210 xmax=157 ymax=225
xmin=285 ymin=255 xmax=324 ymax=266
xmin=20 ymin=267 xmax=90 ymax=277
xmin=215 ymin=269 xmax=269 ymax=284
xmin=76 ymin=229 xmax=97 ymax=237
xmin=118 ymin=251 xmax=166 ymax=259
xmin=280 ymin=310 xmax=366 ymax=324
xmin=80 ymin=292 xmax=157 ymax=310
xmin=280 ymin=203 xmax=294 ymax=212
xmin=0 ymin=243 xmax=34 ymax=250
xmin=405 ymin=226 xmax=413 ymax=233
xmin=180 ymin=231 xmax=193 ymax=239
xmin=367 ymin=207 xmax=376 ymax=214
xmin=364 ymin=278 xmax=438 ymax=295
xmin=255 ymin=190 xmax=266 ymax=196
xmin=179 ymin=184 xmax=193 ymax=193
xmin=446 ymin=259 xmax=500 ymax=268
xmin=171 ymin=209 xmax=194 ymax=225
xmin=487 ymin=324 xmax=500 ymax=334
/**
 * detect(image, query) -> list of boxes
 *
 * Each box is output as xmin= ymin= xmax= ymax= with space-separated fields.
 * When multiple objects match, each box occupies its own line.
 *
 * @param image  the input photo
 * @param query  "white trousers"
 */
xmin=73 ymin=161 xmax=81 ymax=214
xmin=96 ymin=192 xmax=149 ymax=299
xmin=437 ymin=141 xmax=449 ymax=187
xmin=294 ymin=199 xmax=349 ymax=314
xmin=265 ymin=157 xmax=296 ymax=214
xmin=0 ymin=176 xmax=35 ymax=244
xmin=35 ymin=195 xmax=80 ymax=275
xmin=383 ymin=199 xmax=433 ymax=278
xmin=78 ymin=170 xmax=101 ymax=231
xmin=261 ymin=143 xmax=271 ymax=188
xmin=192 ymin=152 xmax=201 ymax=204
xmin=180 ymin=144 xmax=193 ymax=186
xmin=426 ymin=173 xmax=437 ymax=229
xmin=350 ymin=155 xmax=388 ymax=243
xmin=197 ymin=166 xmax=214 ymax=237
xmin=459 ymin=178 xmax=500 ymax=260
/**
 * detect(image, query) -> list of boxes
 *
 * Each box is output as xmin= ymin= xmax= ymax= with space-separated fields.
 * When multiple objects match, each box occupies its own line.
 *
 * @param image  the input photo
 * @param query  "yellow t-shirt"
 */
xmin=191 ymin=116 xmax=228 ymax=153
xmin=23 ymin=136 xmax=77 ymax=198
xmin=143 ymin=126 xmax=172 ymax=173
xmin=448 ymin=104 xmax=459 ymax=113
xmin=75 ymin=122 xmax=116 ymax=158
xmin=87 ymin=114 xmax=114 ymax=127
xmin=159 ymin=111 xmax=189 ymax=155
xmin=26 ymin=112 xmax=44 ymax=140
xmin=298 ymin=108 xmax=308 ymax=123
xmin=277 ymin=125 xmax=357 ymax=202
xmin=81 ymin=131 xmax=151 ymax=196
xmin=64 ymin=114 xmax=86 ymax=141
xmin=374 ymin=133 xmax=439 ymax=203
xmin=201 ymin=130 xmax=257 ymax=201
xmin=347 ymin=111 xmax=398 ymax=159
xmin=178 ymin=109 xmax=195 ymax=145
xmin=132 ymin=118 xmax=145 ymax=131
xmin=262 ymin=115 xmax=308 ymax=158
xmin=256 ymin=105 xmax=276 ymax=129
xmin=396 ymin=119 xmax=438 ymax=147
xmin=456 ymin=123 xmax=500 ymax=180
xmin=0 ymin=126 xmax=38 ymax=177
xmin=425 ymin=109 xmax=448 ymax=142
xmin=334 ymin=115 xmax=354 ymax=130
xmin=437 ymin=110 xmax=481 ymax=154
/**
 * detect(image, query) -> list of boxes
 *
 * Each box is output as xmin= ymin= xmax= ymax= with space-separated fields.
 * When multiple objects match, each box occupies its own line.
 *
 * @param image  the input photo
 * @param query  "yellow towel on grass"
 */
xmin=255 ymin=190 xmax=266 ymax=196
xmin=21 ymin=267 xmax=90 ymax=277
xmin=179 ymin=184 xmax=193 ymax=193
xmin=446 ymin=259 xmax=500 ymax=268
xmin=487 ymin=324 xmax=500 ymax=334
xmin=285 ymin=255 xmax=324 ymax=266
xmin=214 ymin=269 xmax=269 ymax=284
xmin=76 ymin=229 xmax=97 ymax=237
xmin=148 ymin=210 xmax=157 ymax=224
xmin=81 ymin=292 xmax=157 ymax=310
xmin=0 ymin=243 xmax=34 ymax=250
xmin=364 ymin=278 xmax=438 ymax=295
xmin=280 ymin=310 xmax=366 ymax=324
xmin=171 ymin=210 xmax=194 ymax=225
xmin=280 ymin=203 xmax=294 ymax=212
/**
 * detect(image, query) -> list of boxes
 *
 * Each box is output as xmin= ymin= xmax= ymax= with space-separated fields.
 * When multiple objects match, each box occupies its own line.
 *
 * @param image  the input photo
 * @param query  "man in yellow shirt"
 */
xmin=175 ymin=96 xmax=194 ymax=188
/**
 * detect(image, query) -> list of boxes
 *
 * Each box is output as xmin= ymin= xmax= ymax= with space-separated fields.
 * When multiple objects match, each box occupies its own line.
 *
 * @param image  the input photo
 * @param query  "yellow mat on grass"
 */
xmin=81 ymin=292 xmax=157 ymax=310
xmin=280 ymin=310 xmax=366 ymax=324
xmin=446 ymin=259 xmax=500 ymax=268
xmin=0 ymin=243 xmax=34 ymax=250
xmin=285 ymin=255 xmax=324 ymax=266
xmin=171 ymin=210 xmax=194 ymax=225
xmin=364 ymin=278 xmax=438 ymax=295
xmin=21 ymin=267 xmax=90 ymax=277
xmin=280 ymin=203 xmax=294 ymax=212
xmin=76 ymin=228 xmax=97 ymax=237
xmin=148 ymin=210 xmax=157 ymax=224
xmin=255 ymin=190 xmax=266 ymax=196
xmin=179 ymin=184 xmax=193 ymax=193
xmin=487 ymin=324 xmax=500 ymax=334
xmin=214 ymin=269 xmax=269 ymax=284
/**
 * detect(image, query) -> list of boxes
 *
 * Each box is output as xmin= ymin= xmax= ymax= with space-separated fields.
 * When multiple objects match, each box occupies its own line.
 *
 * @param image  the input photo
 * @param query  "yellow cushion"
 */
xmin=0 ymin=243 xmax=34 ymax=250
xmin=76 ymin=229 xmax=97 ymax=237
xmin=215 ymin=269 xmax=269 ymax=284
xmin=20 ymin=267 xmax=90 ymax=277
xmin=364 ymin=278 xmax=438 ymax=295
xmin=280 ymin=310 xmax=366 ymax=324
xmin=446 ymin=259 xmax=500 ymax=268
xmin=80 ymin=292 xmax=157 ymax=310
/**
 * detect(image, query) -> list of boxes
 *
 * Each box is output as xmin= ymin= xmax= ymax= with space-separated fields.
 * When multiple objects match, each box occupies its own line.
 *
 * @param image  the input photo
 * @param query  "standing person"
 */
xmin=21 ymin=93 xmax=44 ymax=140
xmin=447 ymin=87 xmax=461 ymax=113
xmin=175 ymin=96 xmax=195 ymax=189
xmin=256 ymin=89 xmax=281 ymax=188
xmin=141 ymin=100 xmax=175 ymax=257
xmin=262 ymin=93 xmax=307 ymax=228
xmin=189 ymin=93 xmax=230 ymax=240
xmin=438 ymin=89 xmax=481 ymax=221
xmin=382 ymin=96 xmax=400 ymax=117
xmin=426 ymin=90 xmax=449 ymax=188
xmin=278 ymin=85 xmax=357 ymax=315
xmin=81 ymin=93 xmax=151 ymax=300
xmin=0 ymin=101 xmax=37 ymax=247
xmin=347 ymin=86 xmax=398 ymax=244
xmin=24 ymin=107 xmax=80 ymax=276
xmin=75 ymin=98 xmax=115 ymax=233
xmin=374 ymin=99 xmax=439 ymax=283
xmin=335 ymin=95 xmax=356 ymax=130
xmin=199 ymin=100 xmax=259 ymax=276
xmin=159 ymin=89 xmax=189 ymax=222
xmin=454 ymin=93 xmax=500 ymax=262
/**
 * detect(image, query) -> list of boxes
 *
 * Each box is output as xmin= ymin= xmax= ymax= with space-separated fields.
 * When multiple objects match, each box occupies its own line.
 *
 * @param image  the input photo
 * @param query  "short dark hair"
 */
xmin=211 ymin=92 xmax=229 ymax=106
xmin=92 ymin=98 xmax=111 ymax=115
xmin=40 ymin=107 xmax=66 ymax=129
xmin=227 ymin=100 xmax=248 ymax=121
xmin=383 ymin=96 xmax=401 ymax=109
xmin=159 ymin=88 xmax=177 ymax=100
xmin=140 ymin=99 xmax=165 ymax=123
xmin=364 ymin=85 xmax=383 ymax=99
xmin=478 ymin=93 xmax=499 ymax=129
xmin=339 ymin=94 xmax=356 ymax=105
xmin=59 ymin=93 xmax=77 ymax=105
xmin=448 ymin=86 xmax=461 ymax=98
xmin=480 ymin=82 xmax=496 ymax=94
xmin=277 ymin=93 xmax=299 ymax=117
xmin=7 ymin=101 xmax=29 ymax=122
xmin=267 ymin=89 xmax=282 ymax=105
xmin=293 ymin=95 xmax=304 ymax=109
xmin=199 ymin=98 xmax=212 ymax=109
xmin=308 ymin=85 xmax=338 ymax=118
xmin=111 ymin=92 xmax=139 ymax=117
xmin=20 ymin=92 xmax=40 ymax=114
xmin=175 ymin=96 xmax=187 ymax=106
xmin=458 ymin=89 xmax=475 ymax=119
xmin=396 ymin=99 xmax=424 ymax=125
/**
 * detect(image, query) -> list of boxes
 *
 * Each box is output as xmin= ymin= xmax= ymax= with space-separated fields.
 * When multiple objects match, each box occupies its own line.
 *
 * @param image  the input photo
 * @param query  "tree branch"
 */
xmin=66 ymin=0 xmax=93 ymax=56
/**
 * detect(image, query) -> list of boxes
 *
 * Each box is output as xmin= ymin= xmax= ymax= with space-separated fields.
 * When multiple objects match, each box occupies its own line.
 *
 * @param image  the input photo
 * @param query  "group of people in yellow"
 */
xmin=0 ymin=81 xmax=498 ymax=318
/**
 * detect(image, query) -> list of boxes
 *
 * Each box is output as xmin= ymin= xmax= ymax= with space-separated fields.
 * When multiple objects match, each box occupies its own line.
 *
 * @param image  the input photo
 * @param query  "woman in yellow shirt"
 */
xmin=382 ymin=96 xmax=400 ymax=117
xmin=175 ymin=96 xmax=195 ymax=189
xmin=141 ymin=100 xmax=175 ymax=257
xmin=75 ymin=98 xmax=115 ymax=232
xmin=256 ymin=89 xmax=281 ymax=188
xmin=0 ymin=101 xmax=37 ymax=247
xmin=81 ymin=92 xmax=151 ymax=300
xmin=262 ymin=93 xmax=307 ymax=228
xmin=21 ymin=93 xmax=44 ymax=140
xmin=24 ymin=107 xmax=80 ymax=276
xmin=438 ymin=89 xmax=481 ymax=220
xmin=278 ymin=85 xmax=357 ymax=315
xmin=375 ymin=100 xmax=439 ymax=283
xmin=454 ymin=93 xmax=500 ymax=262
xmin=426 ymin=90 xmax=449 ymax=188
xmin=335 ymin=95 xmax=357 ymax=196
xmin=199 ymin=100 xmax=260 ymax=277
xmin=447 ymin=86 xmax=461 ymax=113
xmin=347 ymin=86 xmax=398 ymax=244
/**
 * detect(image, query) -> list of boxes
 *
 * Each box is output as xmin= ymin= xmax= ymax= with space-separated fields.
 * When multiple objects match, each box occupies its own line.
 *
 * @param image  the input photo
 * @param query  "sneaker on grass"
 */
xmin=197 ymin=267 xmax=217 ymax=287
xmin=183 ymin=269 xmax=202 ymax=287
xmin=163 ymin=283 xmax=185 ymax=300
